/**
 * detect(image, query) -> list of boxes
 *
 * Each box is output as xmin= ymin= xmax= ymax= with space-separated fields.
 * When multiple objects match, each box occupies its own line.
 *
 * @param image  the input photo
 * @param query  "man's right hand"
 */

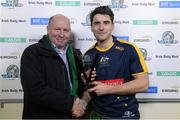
xmin=71 ymin=98 xmax=85 ymax=118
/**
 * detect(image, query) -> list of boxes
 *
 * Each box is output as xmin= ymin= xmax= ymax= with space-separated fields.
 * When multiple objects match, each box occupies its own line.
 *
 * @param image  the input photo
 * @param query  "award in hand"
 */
xmin=84 ymin=53 xmax=98 ymax=89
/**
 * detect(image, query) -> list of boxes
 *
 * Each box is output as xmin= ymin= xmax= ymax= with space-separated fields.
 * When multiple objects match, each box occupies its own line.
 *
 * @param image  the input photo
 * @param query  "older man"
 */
xmin=20 ymin=14 xmax=85 ymax=119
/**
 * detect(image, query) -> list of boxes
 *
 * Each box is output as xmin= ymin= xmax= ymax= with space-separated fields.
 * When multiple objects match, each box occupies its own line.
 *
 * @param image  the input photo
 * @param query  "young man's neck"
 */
xmin=97 ymin=36 xmax=113 ymax=50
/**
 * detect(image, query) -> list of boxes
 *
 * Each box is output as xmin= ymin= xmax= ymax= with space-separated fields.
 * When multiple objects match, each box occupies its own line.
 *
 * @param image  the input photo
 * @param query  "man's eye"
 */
xmin=64 ymin=29 xmax=70 ymax=33
xmin=55 ymin=28 xmax=61 ymax=31
xmin=104 ymin=21 xmax=110 ymax=24
xmin=94 ymin=22 xmax=100 ymax=25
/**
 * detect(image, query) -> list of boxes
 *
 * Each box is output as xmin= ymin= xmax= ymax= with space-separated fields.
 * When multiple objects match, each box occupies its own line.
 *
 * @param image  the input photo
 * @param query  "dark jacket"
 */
xmin=20 ymin=35 xmax=83 ymax=119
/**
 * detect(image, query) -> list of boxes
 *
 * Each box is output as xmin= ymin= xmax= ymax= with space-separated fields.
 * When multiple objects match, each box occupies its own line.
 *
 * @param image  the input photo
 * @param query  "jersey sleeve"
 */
xmin=129 ymin=44 xmax=148 ymax=75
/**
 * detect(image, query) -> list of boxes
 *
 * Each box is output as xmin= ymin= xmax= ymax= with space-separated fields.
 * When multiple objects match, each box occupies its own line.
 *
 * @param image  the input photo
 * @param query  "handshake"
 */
xmin=71 ymin=97 xmax=88 ymax=118
xmin=71 ymin=54 xmax=98 ymax=118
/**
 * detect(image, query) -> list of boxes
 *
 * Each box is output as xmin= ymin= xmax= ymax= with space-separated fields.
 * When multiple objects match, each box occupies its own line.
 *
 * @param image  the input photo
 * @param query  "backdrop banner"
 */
xmin=0 ymin=0 xmax=179 ymax=102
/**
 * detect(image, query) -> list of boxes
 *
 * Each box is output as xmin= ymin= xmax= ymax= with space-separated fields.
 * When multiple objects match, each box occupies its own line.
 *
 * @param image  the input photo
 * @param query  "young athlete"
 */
xmin=82 ymin=6 xmax=149 ymax=119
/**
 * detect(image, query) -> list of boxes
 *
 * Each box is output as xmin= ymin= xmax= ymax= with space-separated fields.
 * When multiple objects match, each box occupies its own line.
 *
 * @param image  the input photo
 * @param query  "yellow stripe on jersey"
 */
xmin=85 ymin=41 xmax=114 ymax=53
xmin=95 ymin=42 xmax=114 ymax=52
xmin=117 ymin=39 xmax=148 ymax=73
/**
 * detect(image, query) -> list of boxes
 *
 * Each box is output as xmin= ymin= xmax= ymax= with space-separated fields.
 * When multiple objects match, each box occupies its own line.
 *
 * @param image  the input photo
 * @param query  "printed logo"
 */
xmin=1 ymin=64 xmax=19 ymax=79
xmin=83 ymin=54 xmax=100 ymax=69
xmin=157 ymin=71 xmax=180 ymax=76
xmin=83 ymin=0 xmax=102 ymax=6
xmin=115 ymin=46 xmax=124 ymax=51
xmin=55 ymin=1 xmax=80 ymax=6
xmin=1 ymin=0 xmax=23 ymax=8
xmin=109 ymin=0 xmax=128 ymax=9
xmin=1 ymin=88 xmax=23 ymax=93
xmin=133 ymin=36 xmax=152 ymax=42
xmin=140 ymin=48 xmax=151 ymax=61
xmin=77 ymin=37 xmax=95 ymax=42
xmin=132 ymin=2 xmax=155 ymax=7
xmin=114 ymin=20 xmax=129 ymax=25
xmin=83 ymin=54 xmax=92 ymax=65
xmin=123 ymin=111 xmax=135 ymax=118
xmin=0 ymin=37 xmax=26 ymax=43
xmin=0 ymin=56 xmax=17 ymax=59
xmin=155 ymin=54 xmax=179 ymax=59
xmin=70 ymin=18 xmax=77 ymax=25
xmin=140 ymin=86 xmax=158 ymax=94
xmin=148 ymin=72 xmax=153 ymax=75
xmin=0 ymin=52 xmax=20 ymax=59
xmin=99 ymin=78 xmax=124 ymax=86
xmin=99 ymin=55 xmax=110 ymax=65
xmin=28 ymin=1 xmax=52 ymax=6
xmin=158 ymin=31 xmax=178 ymax=45
xmin=133 ymin=20 xmax=158 ymax=25
xmin=162 ymin=20 xmax=179 ymax=25
xmin=1 ymin=19 xmax=26 ymax=23
xmin=81 ymin=13 xmax=91 ymax=26
xmin=116 ymin=36 xmax=129 ymax=41
xmin=162 ymin=88 xmax=179 ymax=93
xmin=31 ymin=18 xmax=49 ymax=25
xmin=159 ymin=1 xmax=180 ymax=8
xmin=147 ymin=86 xmax=158 ymax=93
xmin=28 ymin=38 xmax=39 ymax=42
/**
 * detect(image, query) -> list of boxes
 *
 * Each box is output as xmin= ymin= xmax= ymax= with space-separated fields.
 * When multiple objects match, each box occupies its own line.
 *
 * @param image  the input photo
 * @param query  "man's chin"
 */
xmin=97 ymin=37 xmax=106 ymax=42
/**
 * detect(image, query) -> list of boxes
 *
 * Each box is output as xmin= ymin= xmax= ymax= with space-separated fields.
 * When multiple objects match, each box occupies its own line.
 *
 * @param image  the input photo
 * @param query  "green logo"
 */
xmin=0 ymin=37 xmax=26 ymax=43
xmin=133 ymin=20 xmax=158 ymax=25
xmin=55 ymin=1 xmax=80 ymax=6
xmin=157 ymin=71 xmax=180 ymax=76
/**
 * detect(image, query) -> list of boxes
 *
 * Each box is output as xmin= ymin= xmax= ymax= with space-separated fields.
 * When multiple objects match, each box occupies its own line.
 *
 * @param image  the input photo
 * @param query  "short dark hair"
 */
xmin=90 ymin=6 xmax=114 ymax=26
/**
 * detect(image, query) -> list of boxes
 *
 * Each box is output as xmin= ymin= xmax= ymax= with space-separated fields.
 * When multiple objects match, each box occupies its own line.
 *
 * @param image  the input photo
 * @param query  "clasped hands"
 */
xmin=71 ymin=98 xmax=87 ymax=118
xmin=71 ymin=68 xmax=96 ymax=118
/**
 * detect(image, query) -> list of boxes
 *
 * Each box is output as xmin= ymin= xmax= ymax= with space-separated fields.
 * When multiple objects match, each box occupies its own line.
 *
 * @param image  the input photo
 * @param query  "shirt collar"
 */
xmin=51 ymin=42 xmax=69 ymax=54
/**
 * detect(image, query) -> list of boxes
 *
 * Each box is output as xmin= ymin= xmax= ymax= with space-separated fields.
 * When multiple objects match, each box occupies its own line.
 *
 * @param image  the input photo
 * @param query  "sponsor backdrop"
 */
xmin=0 ymin=0 xmax=179 ymax=102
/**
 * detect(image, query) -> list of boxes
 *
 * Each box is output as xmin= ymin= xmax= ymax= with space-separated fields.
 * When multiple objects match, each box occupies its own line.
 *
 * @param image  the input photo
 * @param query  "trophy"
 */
xmin=84 ymin=53 xmax=98 ymax=89
xmin=75 ymin=52 xmax=99 ymax=97
xmin=83 ymin=53 xmax=99 ymax=97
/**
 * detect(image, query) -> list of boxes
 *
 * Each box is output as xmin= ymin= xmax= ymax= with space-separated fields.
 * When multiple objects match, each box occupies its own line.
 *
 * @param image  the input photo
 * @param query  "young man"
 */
xmin=20 ymin=14 xmax=85 ymax=119
xmin=83 ymin=6 xmax=149 ymax=119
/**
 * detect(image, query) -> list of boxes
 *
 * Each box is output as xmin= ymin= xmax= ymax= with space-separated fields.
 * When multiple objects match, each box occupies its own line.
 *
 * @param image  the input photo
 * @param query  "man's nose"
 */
xmin=99 ymin=23 xmax=104 ymax=30
xmin=59 ymin=30 xmax=64 ymax=37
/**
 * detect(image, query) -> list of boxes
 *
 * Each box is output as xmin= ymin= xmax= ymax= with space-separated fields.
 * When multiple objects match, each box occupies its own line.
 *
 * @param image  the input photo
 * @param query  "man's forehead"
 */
xmin=93 ymin=17 xmax=111 ymax=23
xmin=93 ymin=14 xmax=111 ymax=20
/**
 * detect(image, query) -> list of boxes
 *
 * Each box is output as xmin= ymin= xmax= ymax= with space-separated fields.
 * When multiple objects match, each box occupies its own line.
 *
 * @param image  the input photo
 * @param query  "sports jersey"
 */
xmin=83 ymin=36 xmax=148 ymax=119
